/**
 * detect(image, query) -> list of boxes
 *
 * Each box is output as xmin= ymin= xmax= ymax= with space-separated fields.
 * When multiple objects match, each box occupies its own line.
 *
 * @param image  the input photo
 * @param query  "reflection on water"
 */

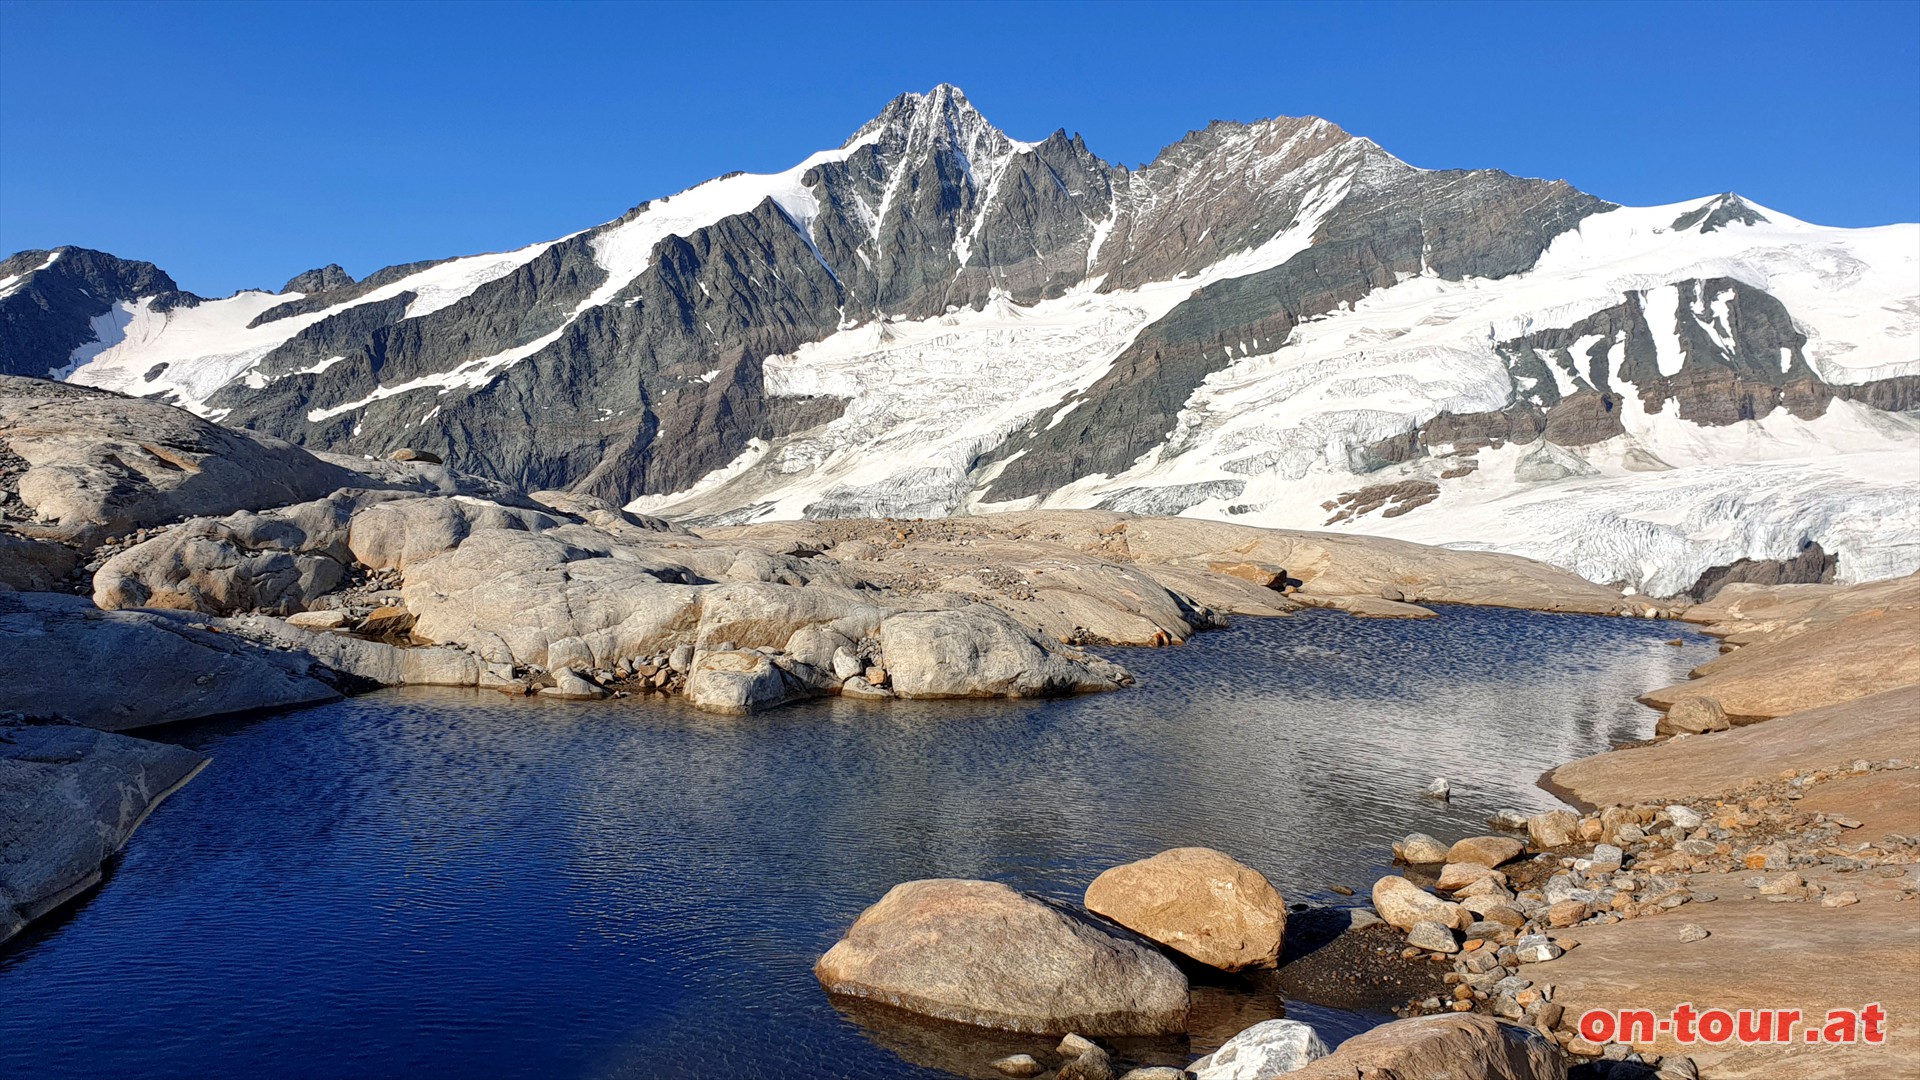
xmin=0 ymin=608 xmax=1704 ymax=1079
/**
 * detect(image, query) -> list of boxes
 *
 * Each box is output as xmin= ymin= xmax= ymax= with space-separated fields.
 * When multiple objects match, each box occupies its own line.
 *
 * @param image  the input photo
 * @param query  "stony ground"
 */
xmin=1346 ymin=573 xmax=1920 ymax=1080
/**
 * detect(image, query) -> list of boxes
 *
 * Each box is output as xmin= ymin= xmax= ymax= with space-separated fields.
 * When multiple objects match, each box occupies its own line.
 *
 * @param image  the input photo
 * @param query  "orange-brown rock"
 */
xmin=1083 ymin=847 xmax=1286 ymax=971
xmin=1445 ymin=835 xmax=1525 ymax=868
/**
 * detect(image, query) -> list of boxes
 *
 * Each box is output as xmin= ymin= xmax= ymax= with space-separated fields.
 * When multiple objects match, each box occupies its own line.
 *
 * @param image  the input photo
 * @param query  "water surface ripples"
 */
xmin=0 ymin=607 xmax=1706 ymax=1078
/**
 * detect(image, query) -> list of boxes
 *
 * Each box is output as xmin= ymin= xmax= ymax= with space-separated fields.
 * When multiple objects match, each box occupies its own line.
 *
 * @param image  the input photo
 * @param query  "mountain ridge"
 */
xmin=2 ymin=85 xmax=1915 ymax=596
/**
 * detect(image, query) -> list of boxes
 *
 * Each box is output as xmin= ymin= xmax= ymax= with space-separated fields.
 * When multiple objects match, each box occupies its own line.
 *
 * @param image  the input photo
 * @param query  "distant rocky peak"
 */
xmin=851 ymin=83 xmax=1028 ymax=186
xmin=1671 ymin=192 xmax=1770 ymax=233
xmin=281 ymin=263 xmax=355 ymax=294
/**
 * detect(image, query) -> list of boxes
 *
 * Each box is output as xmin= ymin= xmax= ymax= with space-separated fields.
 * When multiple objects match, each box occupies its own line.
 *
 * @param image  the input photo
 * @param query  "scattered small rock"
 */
xmin=990 ymin=1054 xmax=1043 ymax=1078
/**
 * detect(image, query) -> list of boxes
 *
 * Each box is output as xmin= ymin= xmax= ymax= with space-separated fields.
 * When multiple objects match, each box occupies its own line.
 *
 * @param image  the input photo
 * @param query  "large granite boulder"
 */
xmin=0 ymin=376 xmax=357 ymax=548
xmin=93 ymin=517 xmax=349 ymax=614
xmin=0 ymin=723 xmax=207 ymax=942
xmin=1083 ymin=847 xmax=1287 ymax=971
xmin=878 ymin=608 xmax=1129 ymax=699
xmin=815 ymin=879 xmax=1190 ymax=1035
xmin=0 ymin=592 xmax=341 ymax=730
xmin=1656 ymin=696 xmax=1731 ymax=736
xmin=1287 ymin=1014 xmax=1565 ymax=1080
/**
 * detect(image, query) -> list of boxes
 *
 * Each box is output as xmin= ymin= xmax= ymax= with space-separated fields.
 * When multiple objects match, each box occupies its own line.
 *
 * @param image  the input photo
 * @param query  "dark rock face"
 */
xmin=1671 ymin=193 xmax=1768 ymax=233
xmin=1689 ymin=541 xmax=1839 ymax=600
xmin=983 ymin=157 xmax=1611 ymax=501
xmin=0 ymin=248 xmax=200 ymax=378
xmin=282 ymin=263 xmax=356 ymax=293
xmin=1378 ymin=272 xmax=1907 ymax=477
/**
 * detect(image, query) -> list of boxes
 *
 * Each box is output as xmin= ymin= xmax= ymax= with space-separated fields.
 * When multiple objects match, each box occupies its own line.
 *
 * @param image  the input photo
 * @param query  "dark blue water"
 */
xmin=0 ymin=608 xmax=1706 ymax=1079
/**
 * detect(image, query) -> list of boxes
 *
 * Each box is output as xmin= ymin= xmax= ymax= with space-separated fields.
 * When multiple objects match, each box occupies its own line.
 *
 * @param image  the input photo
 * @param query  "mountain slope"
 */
xmin=3 ymin=85 xmax=1915 ymax=596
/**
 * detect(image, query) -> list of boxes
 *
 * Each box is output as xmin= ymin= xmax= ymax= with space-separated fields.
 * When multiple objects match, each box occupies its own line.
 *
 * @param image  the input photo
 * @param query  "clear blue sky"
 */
xmin=3 ymin=0 xmax=1916 ymax=297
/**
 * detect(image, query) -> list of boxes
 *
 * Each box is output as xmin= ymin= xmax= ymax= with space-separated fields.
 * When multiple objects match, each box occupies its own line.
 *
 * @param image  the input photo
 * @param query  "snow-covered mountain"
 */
xmin=3 ymin=85 xmax=1915 ymax=597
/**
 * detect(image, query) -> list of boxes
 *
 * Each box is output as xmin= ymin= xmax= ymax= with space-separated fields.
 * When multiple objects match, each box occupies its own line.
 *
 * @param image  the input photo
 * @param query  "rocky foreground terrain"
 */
xmin=2 ymin=374 xmax=1915 ymax=1079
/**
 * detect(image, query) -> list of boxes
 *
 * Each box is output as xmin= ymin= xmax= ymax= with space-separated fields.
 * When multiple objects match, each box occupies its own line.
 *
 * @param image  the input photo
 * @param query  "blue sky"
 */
xmin=3 ymin=0 xmax=1915 ymax=297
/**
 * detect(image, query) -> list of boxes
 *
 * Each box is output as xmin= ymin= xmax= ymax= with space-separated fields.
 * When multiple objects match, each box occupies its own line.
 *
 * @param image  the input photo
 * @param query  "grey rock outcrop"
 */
xmin=0 ymin=591 xmax=341 ymax=730
xmin=0 ymin=723 xmax=208 ymax=942
xmin=0 ymin=533 xmax=76 ymax=591
xmin=683 ymin=648 xmax=816 ymax=713
xmin=281 ymin=263 xmax=355 ymax=294
xmin=1 ymin=377 xmax=357 ymax=549
xmin=877 ymin=609 xmax=1128 ymax=699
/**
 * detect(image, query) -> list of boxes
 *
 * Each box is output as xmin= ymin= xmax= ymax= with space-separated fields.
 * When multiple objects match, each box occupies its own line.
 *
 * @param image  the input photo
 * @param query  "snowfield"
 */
xmin=638 ymin=196 xmax=1920 ymax=596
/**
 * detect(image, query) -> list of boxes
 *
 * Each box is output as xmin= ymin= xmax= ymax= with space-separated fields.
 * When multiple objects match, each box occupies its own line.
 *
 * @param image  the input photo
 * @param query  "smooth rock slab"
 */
xmin=1083 ymin=847 xmax=1286 ymax=971
xmin=1189 ymin=1018 xmax=1328 ymax=1079
xmin=0 ymin=592 xmax=341 ymax=731
xmin=0 ymin=723 xmax=207 ymax=942
xmin=814 ymin=879 xmax=1189 ymax=1035
xmin=0 ymin=376 xmax=358 ymax=549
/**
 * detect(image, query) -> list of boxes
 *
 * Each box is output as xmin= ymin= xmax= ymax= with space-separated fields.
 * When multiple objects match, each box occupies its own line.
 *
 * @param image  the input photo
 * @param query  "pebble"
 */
xmin=1512 ymin=935 xmax=1563 ymax=963
xmin=1588 ymin=844 xmax=1624 ymax=873
xmin=1057 ymin=1034 xmax=1097 ymax=1058
xmin=1546 ymin=900 xmax=1588 ymax=927
xmin=1821 ymin=891 xmax=1860 ymax=908
xmin=991 ymin=1054 xmax=1043 ymax=1078
xmin=1677 ymin=923 xmax=1710 ymax=943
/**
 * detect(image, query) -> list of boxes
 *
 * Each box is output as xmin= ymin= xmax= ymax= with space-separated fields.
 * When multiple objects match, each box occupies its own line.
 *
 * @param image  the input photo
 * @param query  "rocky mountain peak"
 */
xmin=281 ymin=263 xmax=356 ymax=294
xmin=850 ymin=83 xmax=1028 ymax=183
xmin=1671 ymin=192 xmax=1770 ymax=233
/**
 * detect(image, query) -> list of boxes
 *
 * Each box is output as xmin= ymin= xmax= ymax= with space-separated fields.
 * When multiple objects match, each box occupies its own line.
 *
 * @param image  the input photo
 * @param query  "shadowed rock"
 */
xmin=0 ymin=723 xmax=208 ymax=942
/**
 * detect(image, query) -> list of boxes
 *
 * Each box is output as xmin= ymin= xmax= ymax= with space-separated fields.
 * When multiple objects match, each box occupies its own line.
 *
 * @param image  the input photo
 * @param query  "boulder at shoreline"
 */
xmin=815 ymin=879 xmax=1190 ymax=1036
xmin=1083 ymin=847 xmax=1287 ymax=971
